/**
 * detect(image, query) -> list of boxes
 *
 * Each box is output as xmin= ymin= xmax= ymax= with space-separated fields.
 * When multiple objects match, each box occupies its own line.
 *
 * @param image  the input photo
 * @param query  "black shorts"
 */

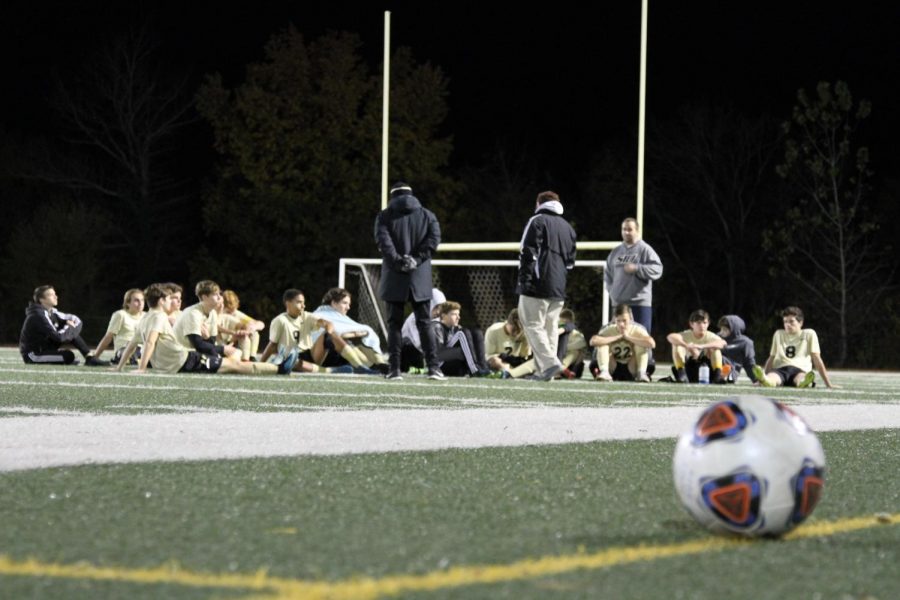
xmin=611 ymin=362 xmax=634 ymax=381
xmin=179 ymin=351 xmax=223 ymax=374
xmin=772 ymin=365 xmax=804 ymax=387
xmin=299 ymin=349 xmax=314 ymax=363
xmin=112 ymin=346 xmax=141 ymax=366
xmin=500 ymin=354 xmax=528 ymax=368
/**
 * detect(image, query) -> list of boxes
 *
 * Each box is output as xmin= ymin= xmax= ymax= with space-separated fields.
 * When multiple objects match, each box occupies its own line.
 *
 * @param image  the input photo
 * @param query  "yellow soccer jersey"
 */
xmin=106 ymin=309 xmax=144 ymax=352
xmin=678 ymin=329 xmax=722 ymax=347
xmin=770 ymin=328 xmax=820 ymax=371
xmin=173 ymin=303 xmax=218 ymax=349
xmin=485 ymin=321 xmax=530 ymax=359
xmin=137 ymin=309 xmax=189 ymax=373
xmin=599 ymin=322 xmax=649 ymax=363
xmin=269 ymin=311 xmax=320 ymax=352
xmin=567 ymin=329 xmax=587 ymax=352
xmin=217 ymin=310 xmax=250 ymax=344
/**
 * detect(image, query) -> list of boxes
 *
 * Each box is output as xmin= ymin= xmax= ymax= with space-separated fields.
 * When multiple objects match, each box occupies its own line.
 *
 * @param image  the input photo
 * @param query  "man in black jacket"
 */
xmin=375 ymin=182 xmax=445 ymax=380
xmin=516 ymin=191 xmax=577 ymax=381
xmin=19 ymin=285 xmax=108 ymax=366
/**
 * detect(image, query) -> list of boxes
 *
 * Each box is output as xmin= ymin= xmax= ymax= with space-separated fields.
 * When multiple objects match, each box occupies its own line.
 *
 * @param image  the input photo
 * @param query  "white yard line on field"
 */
xmin=1 ymin=404 xmax=898 ymax=472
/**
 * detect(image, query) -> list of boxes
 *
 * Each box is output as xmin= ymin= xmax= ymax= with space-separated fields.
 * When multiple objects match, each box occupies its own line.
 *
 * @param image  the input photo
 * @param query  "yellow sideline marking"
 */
xmin=0 ymin=513 xmax=896 ymax=600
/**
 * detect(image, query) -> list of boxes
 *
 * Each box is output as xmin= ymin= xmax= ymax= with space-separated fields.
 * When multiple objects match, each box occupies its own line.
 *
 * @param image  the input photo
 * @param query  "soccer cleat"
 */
xmin=798 ymin=371 xmax=816 ymax=388
xmin=372 ymin=363 xmax=391 ymax=375
xmin=635 ymin=372 xmax=651 ymax=383
xmin=752 ymin=365 xmax=773 ymax=387
xmin=385 ymin=370 xmax=403 ymax=380
xmin=278 ymin=348 xmax=300 ymax=374
xmin=674 ymin=367 xmax=689 ymax=384
xmin=595 ymin=370 xmax=613 ymax=382
xmin=84 ymin=355 xmax=110 ymax=367
xmin=710 ymin=368 xmax=724 ymax=384
xmin=559 ymin=367 xmax=576 ymax=380
xmin=427 ymin=368 xmax=448 ymax=381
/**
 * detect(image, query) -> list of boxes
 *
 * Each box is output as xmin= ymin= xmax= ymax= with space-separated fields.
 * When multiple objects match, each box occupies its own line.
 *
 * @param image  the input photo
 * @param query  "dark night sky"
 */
xmin=2 ymin=1 xmax=898 ymax=183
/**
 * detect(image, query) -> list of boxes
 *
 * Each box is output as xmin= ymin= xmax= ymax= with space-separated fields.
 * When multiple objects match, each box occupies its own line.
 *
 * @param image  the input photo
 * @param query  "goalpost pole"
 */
xmin=636 ymin=0 xmax=648 ymax=230
xmin=381 ymin=11 xmax=391 ymax=210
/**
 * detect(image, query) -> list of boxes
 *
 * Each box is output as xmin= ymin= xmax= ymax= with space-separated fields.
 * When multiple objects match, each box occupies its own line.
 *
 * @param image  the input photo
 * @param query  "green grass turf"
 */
xmin=1 ymin=348 xmax=897 ymax=415
xmin=1 ymin=347 xmax=898 ymax=598
xmin=0 ymin=431 xmax=897 ymax=599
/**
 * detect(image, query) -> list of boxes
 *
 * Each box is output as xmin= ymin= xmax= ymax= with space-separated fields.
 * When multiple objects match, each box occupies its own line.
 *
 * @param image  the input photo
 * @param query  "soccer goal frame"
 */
xmin=338 ymin=258 xmax=609 ymax=342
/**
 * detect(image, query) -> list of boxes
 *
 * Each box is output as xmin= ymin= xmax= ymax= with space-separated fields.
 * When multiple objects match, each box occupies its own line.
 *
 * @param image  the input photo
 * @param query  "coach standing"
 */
xmin=375 ymin=182 xmax=445 ymax=381
xmin=604 ymin=218 xmax=662 ymax=339
xmin=516 ymin=190 xmax=578 ymax=381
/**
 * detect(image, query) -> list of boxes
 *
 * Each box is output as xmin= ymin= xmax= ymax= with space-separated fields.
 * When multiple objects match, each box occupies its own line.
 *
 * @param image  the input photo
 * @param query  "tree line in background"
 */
xmin=0 ymin=27 xmax=897 ymax=367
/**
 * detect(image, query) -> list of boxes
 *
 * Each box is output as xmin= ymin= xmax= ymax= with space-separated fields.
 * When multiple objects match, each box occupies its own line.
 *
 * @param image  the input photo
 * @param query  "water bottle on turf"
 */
xmin=698 ymin=364 xmax=710 ymax=384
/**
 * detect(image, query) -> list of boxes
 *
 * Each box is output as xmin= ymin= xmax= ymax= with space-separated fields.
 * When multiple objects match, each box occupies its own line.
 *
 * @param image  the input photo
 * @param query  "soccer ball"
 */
xmin=673 ymin=395 xmax=825 ymax=536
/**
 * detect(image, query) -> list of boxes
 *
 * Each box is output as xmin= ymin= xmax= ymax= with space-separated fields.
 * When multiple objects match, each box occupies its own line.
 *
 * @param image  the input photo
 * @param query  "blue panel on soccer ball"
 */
xmin=790 ymin=460 xmax=825 ymax=524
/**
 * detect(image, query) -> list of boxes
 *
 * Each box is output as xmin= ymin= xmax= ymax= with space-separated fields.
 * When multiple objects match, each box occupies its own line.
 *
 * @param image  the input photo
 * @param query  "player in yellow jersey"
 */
xmin=117 ymin=284 xmax=293 ymax=375
xmin=217 ymin=290 xmax=264 ymax=362
xmin=666 ymin=309 xmax=726 ymax=383
xmin=484 ymin=309 xmax=532 ymax=378
xmin=165 ymin=283 xmax=183 ymax=326
xmin=753 ymin=306 xmax=836 ymax=389
xmin=259 ymin=289 xmax=342 ymax=373
xmin=91 ymin=288 xmax=146 ymax=365
xmin=590 ymin=304 xmax=655 ymax=382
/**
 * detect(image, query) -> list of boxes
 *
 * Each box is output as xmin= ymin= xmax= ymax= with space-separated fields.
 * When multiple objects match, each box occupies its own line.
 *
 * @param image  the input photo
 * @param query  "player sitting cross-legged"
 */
xmin=590 ymin=304 xmax=655 ymax=382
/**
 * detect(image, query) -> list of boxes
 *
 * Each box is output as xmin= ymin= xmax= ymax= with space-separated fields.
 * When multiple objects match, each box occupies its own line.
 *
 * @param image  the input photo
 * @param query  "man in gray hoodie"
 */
xmin=604 ymin=217 xmax=663 ymax=343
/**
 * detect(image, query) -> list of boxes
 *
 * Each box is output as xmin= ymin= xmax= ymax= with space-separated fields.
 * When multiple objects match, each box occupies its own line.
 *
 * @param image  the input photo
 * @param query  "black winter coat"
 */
xmin=515 ymin=207 xmax=577 ymax=300
xmin=18 ymin=303 xmax=83 ymax=354
xmin=375 ymin=194 xmax=441 ymax=303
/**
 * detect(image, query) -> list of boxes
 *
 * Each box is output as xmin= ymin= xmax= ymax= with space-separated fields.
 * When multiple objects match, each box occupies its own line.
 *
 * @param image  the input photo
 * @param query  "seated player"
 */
xmin=553 ymin=308 xmax=588 ymax=378
xmin=259 ymin=288 xmax=349 ymax=374
xmin=589 ymin=304 xmax=655 ymax=382
xmin=217 ymin=290 xmax=265 ymax=362
xmin=430 ymin=301 xmax=490 ymax=377
xmin=165 ymin=283 xmax=184 ymax=326
xmin=310 ymin=287 xmax=389 ymax=374
xmin=19 ymin=285 xmax=108 ymax=366
xmin=753 ymin=306 xmax=836 ymax=389
xmin=172 ymin=280 xmax=239 ymax=360
xmin=91 ymin=288 xmax=146 ymax=365
xmin=666 ymin=309 xmax=727 ymax=383
xmin=400 ymin=288 xmax=445 ymax=372
xmin=717 ymin=314 xmax=758 ymax=383
xmin=517 ymin=308 xmax=588 ymax=379
xmin=483 ymin=308 xmax=532 ymax=378
xmin=117 ymin=283 xmax=293 ymax=375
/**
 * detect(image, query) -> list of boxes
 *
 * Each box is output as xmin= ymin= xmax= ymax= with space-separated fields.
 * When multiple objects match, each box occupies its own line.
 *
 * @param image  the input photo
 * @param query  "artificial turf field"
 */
xmin=0 ymin=347 xmax=897 ymax=599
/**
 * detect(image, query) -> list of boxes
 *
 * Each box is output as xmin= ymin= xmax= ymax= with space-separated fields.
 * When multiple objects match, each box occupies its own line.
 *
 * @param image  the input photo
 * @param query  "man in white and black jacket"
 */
xmin=19 ymin=285 xmax=108 ymax=366
xmin=515 ymin=190 xmax=577 ymax=381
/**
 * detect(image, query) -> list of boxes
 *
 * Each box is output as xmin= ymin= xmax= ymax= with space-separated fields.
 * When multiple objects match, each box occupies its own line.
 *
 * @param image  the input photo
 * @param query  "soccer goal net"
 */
xmin=338 ymin=258 xmax=609 ymax=342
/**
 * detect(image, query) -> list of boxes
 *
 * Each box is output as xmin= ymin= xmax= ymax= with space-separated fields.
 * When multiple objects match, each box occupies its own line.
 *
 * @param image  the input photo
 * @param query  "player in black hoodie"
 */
xmin=717 ymin=314 xmax=758 ymax=383
xmin=19 ymin=285 xmax=108 ymax=366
